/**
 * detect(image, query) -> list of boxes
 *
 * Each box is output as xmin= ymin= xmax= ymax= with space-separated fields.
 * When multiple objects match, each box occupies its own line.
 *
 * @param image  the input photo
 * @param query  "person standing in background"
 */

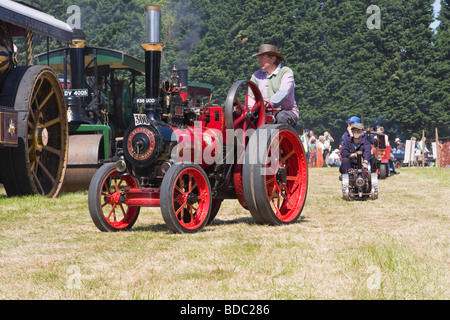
xmin=323 ymin=131 xmax=334 ymax=167
xmin=301 ymin=129 xmax=310 ymax=164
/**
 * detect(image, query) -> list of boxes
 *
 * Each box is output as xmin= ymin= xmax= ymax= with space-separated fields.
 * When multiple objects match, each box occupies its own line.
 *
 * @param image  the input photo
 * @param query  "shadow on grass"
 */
xmin=133 ymin=215 xmax=308 ymax=233
xmin=211 ymin=215 xmax=308 ymax=226
xmin=133 ymin=223 xmax=168 ymax=233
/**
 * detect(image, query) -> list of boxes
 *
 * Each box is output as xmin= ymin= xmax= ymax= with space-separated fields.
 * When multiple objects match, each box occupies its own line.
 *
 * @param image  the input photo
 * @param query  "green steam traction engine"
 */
xmin=0 ymin=0 xmax=145 ymax=196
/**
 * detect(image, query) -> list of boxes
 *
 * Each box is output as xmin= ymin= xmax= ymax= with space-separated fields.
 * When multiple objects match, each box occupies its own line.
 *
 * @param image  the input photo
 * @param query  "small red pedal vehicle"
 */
xmin=87 ymin=6 xmax=308 ymax=233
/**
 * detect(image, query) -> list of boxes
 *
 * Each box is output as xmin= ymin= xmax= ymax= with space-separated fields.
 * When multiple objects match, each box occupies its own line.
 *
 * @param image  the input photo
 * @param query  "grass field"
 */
xmin=0 ymin=167 xmax=448 ymax=300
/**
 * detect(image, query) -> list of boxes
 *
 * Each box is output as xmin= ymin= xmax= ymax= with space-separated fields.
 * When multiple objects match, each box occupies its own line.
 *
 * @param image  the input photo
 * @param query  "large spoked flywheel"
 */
xmin=224 ymin=80 xmax=266 ymax=208
xmin=0 ymin=66 xmax=68 ymax=197
xmin=224 ymin=80 xmax=266 ymax=137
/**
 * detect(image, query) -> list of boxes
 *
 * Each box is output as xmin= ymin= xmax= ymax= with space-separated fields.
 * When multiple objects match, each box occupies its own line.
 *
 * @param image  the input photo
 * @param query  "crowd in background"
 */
xmin=299 ymin=114 xmax=449 ymax=171
xmin=300 ymin=123 xmax=443 ymax=170
xmin=300 ymin=122 xmax=403 ymax=170
xmin=301 ymin=129 xmax=341 ymax=168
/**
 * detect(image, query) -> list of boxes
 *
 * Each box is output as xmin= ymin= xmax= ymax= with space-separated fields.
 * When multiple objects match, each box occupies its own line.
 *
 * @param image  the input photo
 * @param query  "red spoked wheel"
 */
xmin=160 ymin=163 xmax=212 ymax=233
xmin=243 ymin=124 xmax=308 ymax=225
xmin=88 ymin=163 xmax=140 ymax=232
xmin=224 ymin=80 xmax=266 ymax=134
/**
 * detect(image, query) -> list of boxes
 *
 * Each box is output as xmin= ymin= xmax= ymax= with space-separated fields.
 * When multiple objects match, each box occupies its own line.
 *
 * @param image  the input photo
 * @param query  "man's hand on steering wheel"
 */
xmin=264 ymin=100 xmax=274 ymax=115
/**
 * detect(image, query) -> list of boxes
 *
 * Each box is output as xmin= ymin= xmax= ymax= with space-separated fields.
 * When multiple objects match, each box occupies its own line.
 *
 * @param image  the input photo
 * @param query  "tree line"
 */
xmin=25 ymin=0 xmax=450 ymax=146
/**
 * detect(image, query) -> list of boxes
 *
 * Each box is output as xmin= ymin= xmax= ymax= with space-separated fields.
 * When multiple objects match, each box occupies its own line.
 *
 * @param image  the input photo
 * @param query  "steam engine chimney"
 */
xmin=142 ymin=5 xmax=164 ymax=121
xmin=70 ymin=29 xmax=86 ymax=89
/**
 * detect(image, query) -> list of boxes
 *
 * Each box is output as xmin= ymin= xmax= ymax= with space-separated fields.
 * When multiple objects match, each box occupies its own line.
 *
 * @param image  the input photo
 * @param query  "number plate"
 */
xmin=133 ymin=113 xmax=150 ymax=125
xmin=64 ymin=89 xmax=89 ymax=97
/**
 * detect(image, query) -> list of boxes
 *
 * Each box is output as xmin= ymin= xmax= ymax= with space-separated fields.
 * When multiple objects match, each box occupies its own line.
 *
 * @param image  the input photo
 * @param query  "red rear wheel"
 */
xmin=88 ymin=163 xmax=140 ymax=231
xmin=243 ymin=124 xmax=308 ymax=224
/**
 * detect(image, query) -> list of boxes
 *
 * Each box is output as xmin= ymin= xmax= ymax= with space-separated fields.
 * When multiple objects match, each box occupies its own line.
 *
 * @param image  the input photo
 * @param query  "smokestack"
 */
xmin=70 ymin=29 xmax=86 ymax=89
xmin=142 ymin=5 xmax=164 ymax=121
xmin=145 ymin=6 xmax=161 ymax=43
xmin=177 ymin=69 xmax=188 ymax=88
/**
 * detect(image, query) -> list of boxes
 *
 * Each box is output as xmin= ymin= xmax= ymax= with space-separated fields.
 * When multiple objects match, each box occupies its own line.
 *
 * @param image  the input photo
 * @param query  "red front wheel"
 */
xmin=160 ymin=163 xmax=212 ymax=233
xmin=243 ymin=124 xmax=308 ymax=225
xmin=88 ymin=163 xmax=140 ymax=231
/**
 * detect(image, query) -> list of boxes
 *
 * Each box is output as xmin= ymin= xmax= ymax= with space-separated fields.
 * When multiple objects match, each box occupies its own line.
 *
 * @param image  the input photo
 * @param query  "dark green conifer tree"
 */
xmin=429 ymin=0 xmax=450 ymax=137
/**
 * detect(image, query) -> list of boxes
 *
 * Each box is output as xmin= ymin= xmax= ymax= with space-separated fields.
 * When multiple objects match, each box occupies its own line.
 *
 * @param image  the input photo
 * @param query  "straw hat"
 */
xmin=252 ymin=44 xmax=284 ymax=62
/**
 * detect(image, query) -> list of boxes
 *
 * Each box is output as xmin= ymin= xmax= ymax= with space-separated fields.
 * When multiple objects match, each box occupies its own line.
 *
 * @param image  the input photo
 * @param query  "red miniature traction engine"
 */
xmin=370 ymin=130 xmax=390 ymax=179
xmin=87 ymin=5 xmax=308 ymax=233
xmin=341 ymin=151 xmax=378 ymax=201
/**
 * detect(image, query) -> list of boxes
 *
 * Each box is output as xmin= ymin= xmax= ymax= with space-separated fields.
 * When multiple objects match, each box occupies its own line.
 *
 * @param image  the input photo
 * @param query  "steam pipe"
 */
xmin=142 ymin=5 xmax=164 ymax=121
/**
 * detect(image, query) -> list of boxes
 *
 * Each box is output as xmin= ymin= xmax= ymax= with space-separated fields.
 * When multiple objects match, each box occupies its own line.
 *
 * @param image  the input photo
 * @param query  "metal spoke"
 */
xmin=42 ymin=117 xmax=60 ymax=128
xmin=38 ymin=159 xmax=56 ymax=184
xmin=37 ymin=87 xmax=55 ymax=112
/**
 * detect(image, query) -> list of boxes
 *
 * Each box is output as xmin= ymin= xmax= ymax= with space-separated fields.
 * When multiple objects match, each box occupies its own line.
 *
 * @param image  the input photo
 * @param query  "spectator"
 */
xmin=375 ymin=126 xmax=389 ymax=146
xmin=323 ymin=131 xmax=334 ymax=167
xmin=317 ymin=135 xmax=325 ymax=167
xmin=393 ymin=138 xmax=406 ymax=165
xmin=415 ymin=137 xmax=430 ymax=164
xmin=328 ymin=149 xmax=341 ymax=167
xmin=375 ymin=125 xmax=399 ymax=175
xmin=341 ymin=116 xmax=361 ymax=144
xmin=417 ymin=137 xmax=430 ymax=154
xmin=309 ymin=130 xmax=315 ymax=143
xmin=395 ymin=138 xmax=405 ymax=151
xmin=301 ymin=129 xmax=310 ymax=164
xmin=410 ymin=137 xmax=417 ymax=165
xmin=309 ymin=136 xmax=317 ymax=167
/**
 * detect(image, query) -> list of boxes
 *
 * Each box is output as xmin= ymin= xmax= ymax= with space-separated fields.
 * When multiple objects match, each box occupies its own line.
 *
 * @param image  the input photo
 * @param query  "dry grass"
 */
xmin=0 ymin=167 xmax=448 ymax=300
